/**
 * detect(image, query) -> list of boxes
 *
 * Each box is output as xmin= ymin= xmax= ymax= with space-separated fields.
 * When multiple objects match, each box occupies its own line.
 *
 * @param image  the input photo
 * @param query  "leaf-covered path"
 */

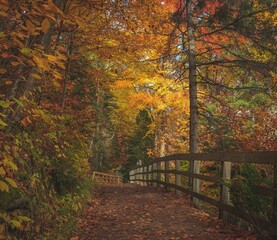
xmin=73 ymin=184 xmax=256 ymax=240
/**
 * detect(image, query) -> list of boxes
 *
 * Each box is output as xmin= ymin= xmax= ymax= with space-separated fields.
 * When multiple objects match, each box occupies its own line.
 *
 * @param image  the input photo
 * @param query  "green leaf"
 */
xmin=0 ymin=181 xmax=9 ymax=192
xmin=5 ymin=161 xmax=18 ymax=171
xmin=5 ymin=177 xmax=17 ymax=188
xmin=9 ymin=220 xmax=21 ymax=228
xmin=20 ymin=48 xmax=32 ymax=56
xmin=17 ymin=216 xmax=31 ymax=222
xmin=0 ymin=119 xmax=7 ymax=127
xmin=0 ymin=100 xmax=9 ymax=108
xmin=0 ymin=213 xmax=8 ymax=221
xmin=12 ymin=97 xmax=24 ymax=107
xmin=20 ymin=48 xmax=31 ymax=53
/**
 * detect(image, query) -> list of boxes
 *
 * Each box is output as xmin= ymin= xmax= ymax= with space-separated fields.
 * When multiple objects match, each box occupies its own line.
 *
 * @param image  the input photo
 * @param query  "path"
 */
xmin=72 ymin=184 xmax=256 ymax=240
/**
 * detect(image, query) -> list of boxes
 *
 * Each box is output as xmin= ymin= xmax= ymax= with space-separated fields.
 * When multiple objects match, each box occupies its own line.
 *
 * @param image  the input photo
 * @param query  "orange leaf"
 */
xmin=70 ymin=237 xmax=79 ymax=240
xmin=21 ymin=117 xmax=32 ymax=127
xmin=41 ymin=18 xmax=50 ymax=33
xmin=26 ymin=20 xmax=35 ymax=34
xmin=0 ymin=68 xmax=7 ymax=74
xmin=31 ymin=73 xmax=42 ymax=79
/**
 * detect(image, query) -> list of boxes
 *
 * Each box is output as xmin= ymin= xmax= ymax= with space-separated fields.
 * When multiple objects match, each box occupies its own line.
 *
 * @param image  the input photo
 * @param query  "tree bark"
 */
xmin=6 ymin=0 xmax=65 ymax=124
xmin=186 ymin=0 xmax=200 ymax=208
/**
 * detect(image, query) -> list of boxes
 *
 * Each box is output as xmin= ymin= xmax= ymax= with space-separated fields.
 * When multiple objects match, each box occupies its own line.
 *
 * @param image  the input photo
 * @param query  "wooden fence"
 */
xmin=129 ymin=151 xmax=277 ymax=237
xmin=92 ymin=171 xmax=122 ymax=184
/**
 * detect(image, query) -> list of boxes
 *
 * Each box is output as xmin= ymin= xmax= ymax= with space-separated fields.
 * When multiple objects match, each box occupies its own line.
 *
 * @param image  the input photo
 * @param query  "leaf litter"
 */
xmin=72 ymin=184 xmax=256 ymax=240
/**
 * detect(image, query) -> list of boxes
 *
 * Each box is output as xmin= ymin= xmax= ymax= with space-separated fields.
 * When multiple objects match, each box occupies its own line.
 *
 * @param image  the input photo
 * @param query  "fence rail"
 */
xmin=129 ymin=151 xmax=277 ymax=237
xmin=93 ymin=171 xmax=122 ymax=184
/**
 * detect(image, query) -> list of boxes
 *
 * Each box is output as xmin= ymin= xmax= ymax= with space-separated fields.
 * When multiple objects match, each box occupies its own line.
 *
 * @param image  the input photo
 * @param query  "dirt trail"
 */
xmin=73 ymin=184 xmax=256 ymax=240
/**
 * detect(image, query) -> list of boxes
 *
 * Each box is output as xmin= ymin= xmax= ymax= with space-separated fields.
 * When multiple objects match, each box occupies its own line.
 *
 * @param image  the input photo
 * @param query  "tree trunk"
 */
xmin=61 ymin=33 xmax=74 ymax=113
xmin=7 ymin=0 xmax=65 ymax=124
xmin=186 ymin=0 xmax=200 ymax=208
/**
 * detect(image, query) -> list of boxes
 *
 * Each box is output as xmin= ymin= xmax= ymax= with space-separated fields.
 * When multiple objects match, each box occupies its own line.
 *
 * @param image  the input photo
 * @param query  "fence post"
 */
xmin=147 ymin=164 xmax=150 ymax=186
xmin=146 ymin=165 xmax=149 ymax=186
xmin=134 ymin=169 xmax=137 ymax=184
xmin=142 ymin=166 xmax=145 ymax=186
xmin=137 ymin=168 xmax=139 ymax=184
xmin=273 ymin=161 xmax=277 ymax=234
xmin=192 ymin=159 xmax=200 ymax=208
xmin=139 ymin=167 xmax=143 ymax=185
xmin=176 ymin=160 xmax=182 ymax=196
xmin=152 ymin=163 xmax=157 ymax=187
xmin=219 ymin=161 xmax=232 ymax=221
xmin=151 ymin=163 xmax=154 ymax=187
xmin=165 ymin=160 xmax=170 ymax=189
xmin=157 ymin=161 xmax=161 ymax=187
xmin=144 ymin=166 xmax=147 ymax=186
xmin=130 ymin=170 xmax=134 ymax=183
xmin=140 ymin=167 xmax=143 ymax=186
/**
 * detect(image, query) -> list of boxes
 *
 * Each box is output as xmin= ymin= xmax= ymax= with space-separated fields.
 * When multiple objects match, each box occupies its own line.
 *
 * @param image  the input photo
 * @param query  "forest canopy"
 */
xmin=0 ymin=0 xmax=276 ymax=239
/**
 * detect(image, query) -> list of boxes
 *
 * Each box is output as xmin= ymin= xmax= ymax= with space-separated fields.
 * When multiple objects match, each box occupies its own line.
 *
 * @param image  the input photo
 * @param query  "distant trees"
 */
xmin=167 ymin=0 xmax=276 ymax=153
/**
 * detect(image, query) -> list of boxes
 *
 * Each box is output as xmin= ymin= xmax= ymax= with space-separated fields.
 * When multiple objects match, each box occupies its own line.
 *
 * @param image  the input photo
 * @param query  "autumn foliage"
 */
xmin=0 ymin=0 xmax=276 ymax=239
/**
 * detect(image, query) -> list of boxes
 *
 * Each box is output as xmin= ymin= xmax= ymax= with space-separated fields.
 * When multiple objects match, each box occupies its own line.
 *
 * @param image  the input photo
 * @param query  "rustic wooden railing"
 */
xmin=129 ymin=151 xmax=277 ymax=237
xmin=92 ymin=171 xmax=122 ymax=184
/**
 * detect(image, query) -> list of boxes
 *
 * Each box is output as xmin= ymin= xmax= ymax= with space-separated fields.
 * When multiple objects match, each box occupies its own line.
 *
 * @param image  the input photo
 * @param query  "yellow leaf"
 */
xmin=56 ymin=61 xmax=66 ymax=70
xmin=0 ymin=119 xmax=8 ymax=127
xmin=5 ymin=178 xmax=17 ymax=188
xmin=41 ymin=18 xmax=50 ymax=33
xmin=33 ymin=56 xmax=50 ymax=71
xmin=9 ymin=220 xmax=21 ymax=229
xmin=5 ymin=161 xmax=18 ymax=171
xmin=31 ymin=73 xmax=42 ymax=79
xmin=0 ymin=181 xmax=9 ymax=192
xmin=45 ymin=54 xmax=57 ymax=63
xmin=75 ymin=18 xmax=86 ymax=28
xmin=0 ymin=100 xmax=9 ymax=108
xmin=17 ymin=216 xmax=31 ymax=222
xmin=53 ymin=71 xmax=63 ymax=79
xmin=0 ymin=167 xmax=5 ymax=176
xmin=105 ymin=39 xmax=118 ymax=47
xmin=113 ymin=80 xmax=133 ymax=89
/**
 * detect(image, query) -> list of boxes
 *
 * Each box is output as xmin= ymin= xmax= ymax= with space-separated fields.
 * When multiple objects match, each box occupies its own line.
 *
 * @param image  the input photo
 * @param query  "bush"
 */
xmin=0 ymin=124 xmax=96 ymax=239
xmin=229 ymin=163 xmax=273 ymax=237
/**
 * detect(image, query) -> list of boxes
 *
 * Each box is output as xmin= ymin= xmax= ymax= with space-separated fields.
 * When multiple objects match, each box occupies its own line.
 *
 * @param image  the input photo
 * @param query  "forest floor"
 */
xmin=72 ymin=184 xmax=256 ymax=240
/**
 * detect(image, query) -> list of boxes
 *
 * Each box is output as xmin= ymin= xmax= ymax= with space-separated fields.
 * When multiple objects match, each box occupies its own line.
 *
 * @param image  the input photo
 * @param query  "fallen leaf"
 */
xmin=70 ymin=237 xmax=79 ymax=240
